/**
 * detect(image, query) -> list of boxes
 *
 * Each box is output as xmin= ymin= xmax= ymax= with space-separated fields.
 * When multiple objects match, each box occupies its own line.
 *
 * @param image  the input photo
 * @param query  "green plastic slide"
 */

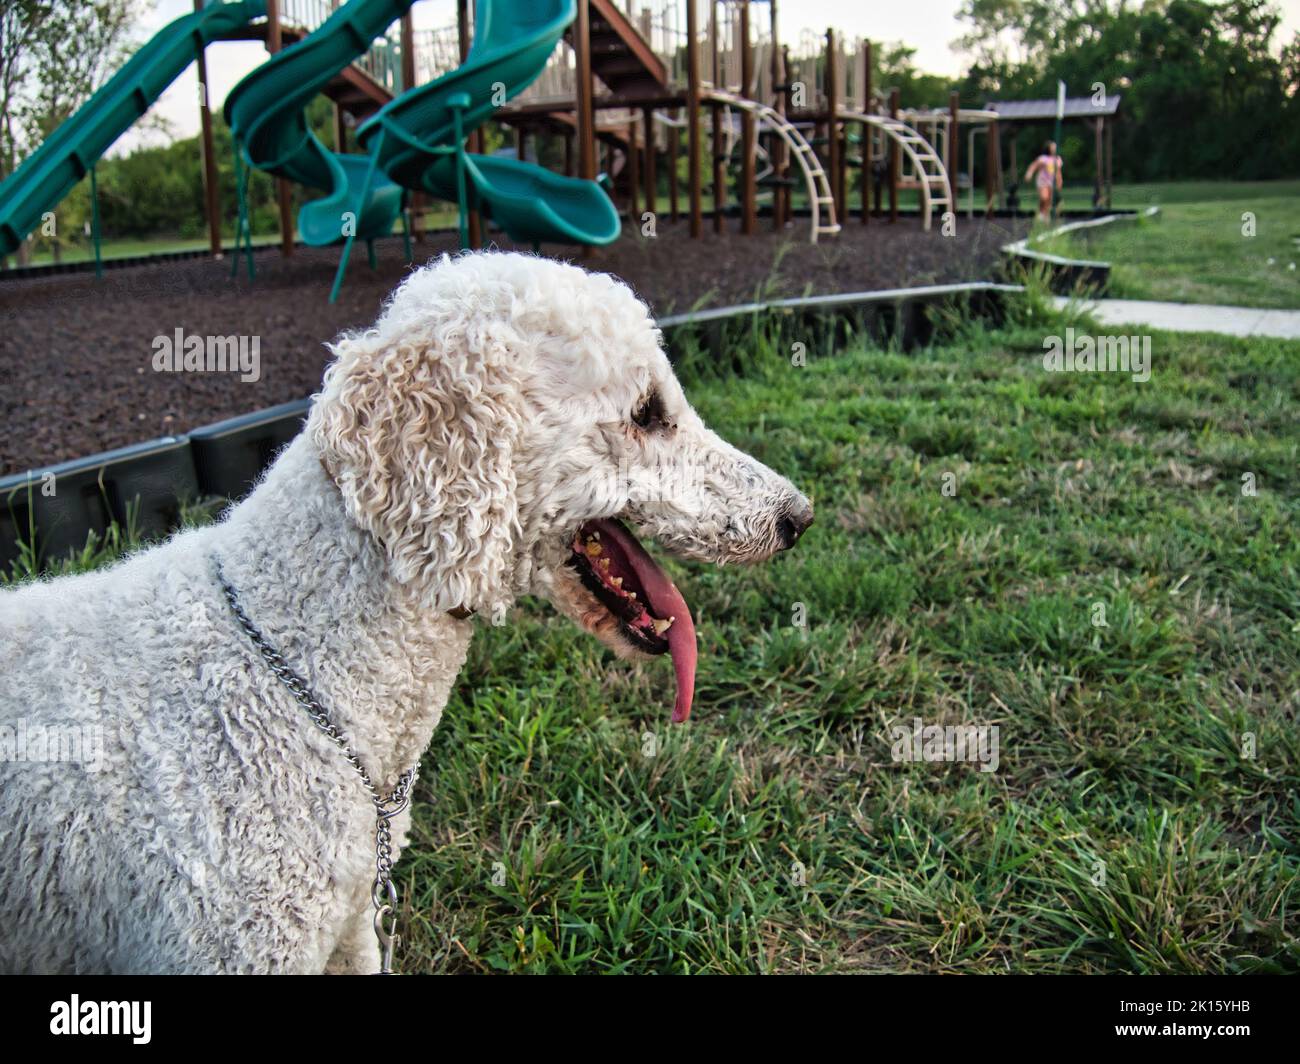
xmin=359 ymin=0 xmax=620 ymax=247
xmin=0 ymin=0 xmax=266 ymax=257
xmin=224 ymin=0 xmax=413 ymax=246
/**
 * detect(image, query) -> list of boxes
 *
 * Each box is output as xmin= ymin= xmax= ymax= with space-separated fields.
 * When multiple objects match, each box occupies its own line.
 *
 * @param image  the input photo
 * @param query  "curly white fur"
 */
xmin=0 ymin=252 xmax=810 ymax=973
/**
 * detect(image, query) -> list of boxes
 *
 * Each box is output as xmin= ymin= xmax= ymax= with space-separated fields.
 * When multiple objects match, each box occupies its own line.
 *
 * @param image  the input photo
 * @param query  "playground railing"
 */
xmin=412 ymin=25 xmax=464 ymax=86
xmin=511 ymin=38 xmax=580 ymax=107
xmin=279 ymin=0 xmax=405 ymax=93
xmin=784 ymin=29 xmax=870 ymax=113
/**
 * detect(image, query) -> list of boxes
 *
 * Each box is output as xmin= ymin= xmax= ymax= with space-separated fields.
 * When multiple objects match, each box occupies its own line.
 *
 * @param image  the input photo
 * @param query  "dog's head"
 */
xmin=310 ymin=252 xmax=812 ymax=721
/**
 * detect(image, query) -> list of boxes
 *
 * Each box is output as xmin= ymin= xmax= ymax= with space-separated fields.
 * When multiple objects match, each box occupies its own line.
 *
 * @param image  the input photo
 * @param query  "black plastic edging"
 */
xmin=1 ymin=282 xmax=1023 ymax=571
xmin=1 ymin=402 xmax=310 ymax=567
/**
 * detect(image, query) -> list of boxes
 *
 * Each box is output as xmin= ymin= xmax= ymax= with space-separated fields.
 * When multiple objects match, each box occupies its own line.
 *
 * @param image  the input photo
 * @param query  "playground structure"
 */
xmin=222 ymin=0 xmax=620 ymax=298
xmin=496 ymin=3 xmax=1008 ymax=241
xmin=0 ymin=0 xmax=1038 ymax=287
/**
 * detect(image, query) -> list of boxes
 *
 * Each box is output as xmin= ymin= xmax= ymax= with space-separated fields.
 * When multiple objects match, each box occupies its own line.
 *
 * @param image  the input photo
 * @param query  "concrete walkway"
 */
xmin=1053 ymin=297 xmax=1300 ymax=340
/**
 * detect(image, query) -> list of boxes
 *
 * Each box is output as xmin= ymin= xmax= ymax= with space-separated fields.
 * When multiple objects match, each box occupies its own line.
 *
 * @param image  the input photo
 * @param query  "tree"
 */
xmin=956 ymin=0 xmax=1300 ymax=183
xmin=0 ymin=0 xmax=145 ymax=261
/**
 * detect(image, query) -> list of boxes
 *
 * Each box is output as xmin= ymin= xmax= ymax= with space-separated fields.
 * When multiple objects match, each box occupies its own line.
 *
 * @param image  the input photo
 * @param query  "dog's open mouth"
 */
xmin=566 ymin=517 xmax=698 ymax=723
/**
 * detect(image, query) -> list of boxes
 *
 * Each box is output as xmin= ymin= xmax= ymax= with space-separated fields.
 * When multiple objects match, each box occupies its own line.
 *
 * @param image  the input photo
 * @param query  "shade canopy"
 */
xmin=984 ymin=95 xmax=1122 ymax=122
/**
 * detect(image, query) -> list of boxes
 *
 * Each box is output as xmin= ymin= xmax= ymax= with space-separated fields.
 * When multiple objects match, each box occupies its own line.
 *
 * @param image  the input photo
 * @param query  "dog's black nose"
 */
xmin=776 ymin=498 xmax=814 ymax=550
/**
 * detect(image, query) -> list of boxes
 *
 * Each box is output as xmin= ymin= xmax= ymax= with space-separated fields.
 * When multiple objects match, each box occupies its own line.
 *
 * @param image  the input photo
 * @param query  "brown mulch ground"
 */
xmin=0 ymin=215 xmax=1027 ymax=476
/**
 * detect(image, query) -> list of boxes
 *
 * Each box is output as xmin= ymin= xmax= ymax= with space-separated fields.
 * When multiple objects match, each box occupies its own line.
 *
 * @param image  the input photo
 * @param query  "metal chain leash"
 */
xmin=216 ymin=562 xmax=417 ymax=975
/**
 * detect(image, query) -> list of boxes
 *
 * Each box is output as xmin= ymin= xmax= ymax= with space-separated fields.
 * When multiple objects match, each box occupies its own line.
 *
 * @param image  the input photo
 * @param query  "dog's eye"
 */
xmin=632 ymin=390 xmax=667 ymax=430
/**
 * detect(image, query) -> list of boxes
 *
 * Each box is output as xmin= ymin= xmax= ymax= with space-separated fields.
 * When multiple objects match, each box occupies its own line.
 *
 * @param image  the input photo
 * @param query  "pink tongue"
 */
xmin=593 ymin=518 xmax=698 ymax=723
xmin=663 ymin=611 xmax=698 ymax=724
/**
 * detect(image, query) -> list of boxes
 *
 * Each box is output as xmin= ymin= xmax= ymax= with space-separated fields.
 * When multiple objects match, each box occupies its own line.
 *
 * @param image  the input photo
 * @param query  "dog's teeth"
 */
xmin=610 ymin=576 xmax=622 ymax=587
xmin=592 ymin=530 xmax=600 ymax=539
xmin=599 ymin=558 xmax=610 ymax=570
xmin=627 ymin=591 xmax=636 ymax=600
xmin=651 ymin=617 xmax=673 ymax=635
xmin=586 ymin=541 xmax=602 ymax=557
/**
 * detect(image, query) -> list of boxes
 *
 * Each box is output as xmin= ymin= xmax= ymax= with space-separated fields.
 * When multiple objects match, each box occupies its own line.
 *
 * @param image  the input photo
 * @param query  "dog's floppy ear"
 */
xmin=309 ymin=321 xmax=522 ymax=617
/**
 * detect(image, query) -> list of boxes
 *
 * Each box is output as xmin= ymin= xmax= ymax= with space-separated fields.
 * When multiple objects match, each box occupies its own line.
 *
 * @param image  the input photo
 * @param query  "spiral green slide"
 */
xmin=320 ymin=0 xmax=620 ymax=298
xmin=223 ymin=0 xmax=413 ymax=255
xmin=357 ymin=0 xmax=621 ymax=251
xmin=0 ymin=0 xmax=267 ymax=260
xmin=227 ymin=0 xmax=618 ymax=300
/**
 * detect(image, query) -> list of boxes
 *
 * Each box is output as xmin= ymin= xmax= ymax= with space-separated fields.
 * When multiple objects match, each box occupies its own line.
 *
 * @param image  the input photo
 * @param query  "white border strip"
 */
xmin=1001 ymin=205 xmax=1160 ymax=269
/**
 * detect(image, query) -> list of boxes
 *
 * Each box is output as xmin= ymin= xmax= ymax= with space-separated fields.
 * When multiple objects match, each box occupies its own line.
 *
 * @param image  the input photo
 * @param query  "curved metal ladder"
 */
xmin=705 ymin=89 xmax=840 ymax=243
xmin=838 ymin=110 xmax=953 ymax=231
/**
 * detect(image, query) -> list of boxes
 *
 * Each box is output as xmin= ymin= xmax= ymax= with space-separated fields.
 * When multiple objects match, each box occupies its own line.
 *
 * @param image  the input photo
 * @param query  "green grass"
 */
xmin=1037 ymin=180 xmax=1300 ymax=309
xmin=4 ymin=208 xmax=461 ymax=269
xmin=7 ymin=294 xmax=1298 ymax=973
xmin=1108 ymin=180 xmax=1300 ymax=208
xmin=0 ymin=496 xmax=221 ymax=585
xmin=9 ymin=233 xmax=282 ymax=268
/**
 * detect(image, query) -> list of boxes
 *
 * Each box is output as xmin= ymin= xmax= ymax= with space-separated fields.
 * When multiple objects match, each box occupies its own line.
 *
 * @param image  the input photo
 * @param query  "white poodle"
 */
xmin=0 ymin=252 xmax=812 ymax=974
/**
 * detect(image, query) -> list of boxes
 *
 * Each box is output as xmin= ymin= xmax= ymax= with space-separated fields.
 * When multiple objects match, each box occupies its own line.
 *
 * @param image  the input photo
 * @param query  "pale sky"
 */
xmin=124 ymin=0 xmax=1300 ymax=152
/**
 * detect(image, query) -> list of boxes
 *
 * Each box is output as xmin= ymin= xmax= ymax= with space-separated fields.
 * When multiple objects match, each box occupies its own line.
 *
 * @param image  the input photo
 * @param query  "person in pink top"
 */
xmin=1024 ymin=140 xmax=1063 ymax=222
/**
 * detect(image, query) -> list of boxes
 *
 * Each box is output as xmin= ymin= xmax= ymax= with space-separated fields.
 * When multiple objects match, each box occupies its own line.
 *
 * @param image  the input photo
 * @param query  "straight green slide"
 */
xmin=224 ymin=0 xmax=412 ymax=246
xmin=0 ymin=0 xmax=266 ymax=257
xmin=358 ymin=0 xmax=620 ymax=247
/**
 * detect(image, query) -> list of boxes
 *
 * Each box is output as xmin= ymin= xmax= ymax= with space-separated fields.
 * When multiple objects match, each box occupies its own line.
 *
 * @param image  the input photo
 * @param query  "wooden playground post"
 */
xmin=194 ymin=0 xmax=221 ymax=257
xmin=400 ymin=10 xmax=423 ymax=243
xmin=888 ymin=87 xmax=899 ymax=223
xmin=712 ymin=105 xmax=725 ymax=232
xmin=711 ymin=1 xmax=725 ymax=235
xmin=628 ymin=120 xmax=640 ymax=219
xmin=574 ymin=0 xmax=596 ymax=189
xmin=986 ymin=117 xmax=999 ymax=214
xmin=825 ymin=29 xmax=840 ymax=220
xmin=770 ymin=1 xmax=785 ymax=231
xmin=739 ymin=1 xmax=756 ymax=234
xmin=668 ymin=118 xmax=680 ymax=221
xmin=686 ymin=0 xmax=702 ymax=236
xmin=843 ymin=98 xmax=853 ymax=218
xmin=1093 ymin=116 xmax=1103 ymax=207
xmin=643 ymin=107 xmax=656 ymax=217
xmin=457 ymin=0 xmax=482 ymax=248
xmin=267 ymin=0 xmax=293 ymax=257
xmin=1008 ymin=137 xmax=1018 ymax=211
xmin=947 ymin=91 xmax=959 ymax=211
xmin=400 ymin=10 xmax=415 ymax=90
xmin=780 ymin=44 xmax=792 ymax=226
xmin=861 ymin=39 xmax=871 ymax=224
xmin=1105 ymin=118 xmax=1113 ymax=207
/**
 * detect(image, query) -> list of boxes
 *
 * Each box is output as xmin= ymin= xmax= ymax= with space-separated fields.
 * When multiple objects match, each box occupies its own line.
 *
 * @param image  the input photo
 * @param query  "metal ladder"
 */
xmin=706 ymin=89 xmax=841 ymax=243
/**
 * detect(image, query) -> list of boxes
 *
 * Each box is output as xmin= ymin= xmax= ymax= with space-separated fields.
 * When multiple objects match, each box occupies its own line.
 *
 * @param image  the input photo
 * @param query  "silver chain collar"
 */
xmin=216 ymin=561 xmax=417 ymax=975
